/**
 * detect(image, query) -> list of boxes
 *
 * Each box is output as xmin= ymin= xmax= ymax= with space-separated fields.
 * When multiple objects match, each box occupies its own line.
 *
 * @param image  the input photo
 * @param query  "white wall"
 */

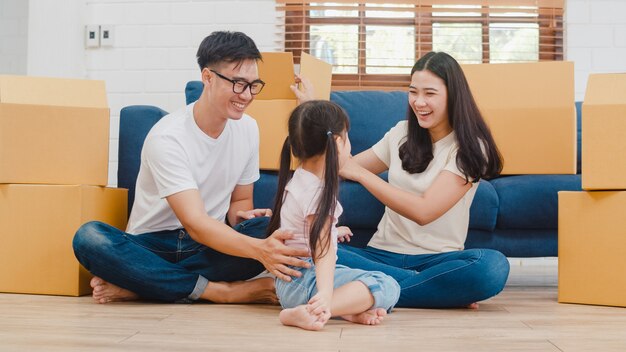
xmin=2 ymin=0 xmax=625 ymax=186
xmin=0 ymin=0 xmax=28 ymax=74
xmin=566 ymin=0 xmax=626 ymax=100
xmin=26 ymin=0 xmax=86 ymax=78
xmin=83 ymin=0 xmax=280 ymax=185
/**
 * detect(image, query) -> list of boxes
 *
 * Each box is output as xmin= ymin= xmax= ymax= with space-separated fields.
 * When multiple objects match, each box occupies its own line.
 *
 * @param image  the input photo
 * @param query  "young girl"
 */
xmin=267 ymin=100 xmax=400 ymax=331
xmin=336 ymin=51 xmax=510 ymax=309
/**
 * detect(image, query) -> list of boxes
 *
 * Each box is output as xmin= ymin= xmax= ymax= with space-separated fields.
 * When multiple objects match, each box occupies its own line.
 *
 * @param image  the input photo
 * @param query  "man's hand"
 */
xmin=337 ymin=226 xmax=353 ymax=243
xmin=256 ymin=229 xmax=311 ymax=282
xmin=235 ymin=208 xmax=272 ymax=224
xmin=291 ymin=74 xmax=315 ymax=104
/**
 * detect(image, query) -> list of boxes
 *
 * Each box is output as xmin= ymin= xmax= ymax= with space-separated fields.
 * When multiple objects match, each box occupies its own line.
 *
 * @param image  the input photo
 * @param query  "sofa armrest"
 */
xmin=118 ymin=105 xmax=168 ymax=216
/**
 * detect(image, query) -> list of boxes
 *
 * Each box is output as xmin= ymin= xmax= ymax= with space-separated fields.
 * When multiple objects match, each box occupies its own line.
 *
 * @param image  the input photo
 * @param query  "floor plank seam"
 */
xmin=548 ymin=339 xmax=564 ymax=351
xmin=117 ymin=331 xmax=139 ymax=344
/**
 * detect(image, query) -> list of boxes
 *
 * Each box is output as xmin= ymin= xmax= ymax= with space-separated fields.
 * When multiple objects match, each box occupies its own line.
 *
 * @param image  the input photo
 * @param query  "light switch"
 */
xmin=85 ymin=25 xmax=100 ymax=48
xmin=100 ymin=25 xmax=114 ymax=47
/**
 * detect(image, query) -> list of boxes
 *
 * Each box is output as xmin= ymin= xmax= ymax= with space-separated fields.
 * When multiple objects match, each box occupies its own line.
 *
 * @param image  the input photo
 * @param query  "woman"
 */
xmin=337 ymin=52 xmax=510 ymax=308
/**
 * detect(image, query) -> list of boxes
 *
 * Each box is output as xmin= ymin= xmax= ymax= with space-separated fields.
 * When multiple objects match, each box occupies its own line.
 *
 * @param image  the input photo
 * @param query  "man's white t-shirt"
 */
xmin=126 ymin=102 xmax=260 ymax=235
xmin=367 ymin=121 xmax=479 ymax=255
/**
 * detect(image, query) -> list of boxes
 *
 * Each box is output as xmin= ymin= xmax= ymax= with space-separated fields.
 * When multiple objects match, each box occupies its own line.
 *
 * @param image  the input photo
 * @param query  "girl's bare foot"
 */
xmin=467 ymin=302 xmax=479 ymax=309
xmin=90 ymin=277 xmax=138 ymax=304
xmin=279 ymin=305 xmax=327 ymax=331
xmin=203 ymin=277 xmax=278 ymax=304
xmin=342 ymin=308 xmax=387 ymax=325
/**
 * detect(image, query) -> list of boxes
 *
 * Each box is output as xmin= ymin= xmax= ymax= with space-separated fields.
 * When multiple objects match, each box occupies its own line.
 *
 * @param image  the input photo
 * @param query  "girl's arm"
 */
xmin=306 ymin=215 xmax=335 ymax=320
xmin=341 ymin=150 xmax=472 ymax=226
xmin=227 ymin=183 xmax=272 ymax=225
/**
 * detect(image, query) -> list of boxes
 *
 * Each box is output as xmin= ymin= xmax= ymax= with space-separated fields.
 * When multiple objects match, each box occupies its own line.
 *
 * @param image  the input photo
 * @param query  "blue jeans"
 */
xmin=72 ymin=216 xmax=269 ymax=302
xmin=337 ymin=245 xmax=510 ymax=308
xmin=275 ymin=258 xmax=400 ymax=312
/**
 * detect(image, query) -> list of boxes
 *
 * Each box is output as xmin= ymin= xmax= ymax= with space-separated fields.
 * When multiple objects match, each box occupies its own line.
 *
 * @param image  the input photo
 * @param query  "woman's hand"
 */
xmin=339 ymin=156 xmax=365 ymax=182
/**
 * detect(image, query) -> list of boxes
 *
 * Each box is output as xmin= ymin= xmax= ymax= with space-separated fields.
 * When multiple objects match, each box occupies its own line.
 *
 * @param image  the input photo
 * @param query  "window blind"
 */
xmin=275 ymin=0 xmax=564 ymax=90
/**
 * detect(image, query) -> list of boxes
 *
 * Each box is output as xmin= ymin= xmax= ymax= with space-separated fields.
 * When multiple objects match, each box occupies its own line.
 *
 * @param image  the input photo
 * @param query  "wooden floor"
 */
xmin=1 ymin=260 xmax=625 ymax=352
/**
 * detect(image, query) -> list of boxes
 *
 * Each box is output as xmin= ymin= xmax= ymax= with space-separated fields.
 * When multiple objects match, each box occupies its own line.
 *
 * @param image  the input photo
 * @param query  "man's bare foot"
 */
xmin=342 ymin=308 xmax=387 ymax=325
xmin=90 ymin=277 xmax=138 ymax=304
xmin=467 ymin=302 xmax=479 ymax=309
xmin=279 ymin=305 xmax=327 ymax=331
xmin=202 ymin=277 xmax=277 ymax=304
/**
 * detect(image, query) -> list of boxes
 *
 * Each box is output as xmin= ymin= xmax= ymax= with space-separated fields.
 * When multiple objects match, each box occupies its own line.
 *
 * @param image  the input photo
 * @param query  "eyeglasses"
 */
xmin=210 ymin=70 xmax=265 ymax=95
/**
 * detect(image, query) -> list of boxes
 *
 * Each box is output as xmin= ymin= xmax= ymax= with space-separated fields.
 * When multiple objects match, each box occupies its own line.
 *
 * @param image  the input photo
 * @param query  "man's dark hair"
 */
xmin=196 ymin=31 xmax=262 ymax=70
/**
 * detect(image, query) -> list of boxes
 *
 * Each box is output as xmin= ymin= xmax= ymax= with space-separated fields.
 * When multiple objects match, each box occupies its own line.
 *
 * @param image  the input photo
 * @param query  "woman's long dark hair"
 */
xmin=399 ymin=52 xmax=503 ymax=182
xmin=266 ymin=100 xmax=350 ymax=261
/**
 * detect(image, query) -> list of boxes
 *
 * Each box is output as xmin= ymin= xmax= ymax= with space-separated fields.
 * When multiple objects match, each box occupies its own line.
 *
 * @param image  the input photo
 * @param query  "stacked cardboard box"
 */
xmin=558 ymin=73 xmax=626 ymax=307
xmin=247 ymin=52 xmax=332 ymax=170
xmin=462 ymin=61 xmax=576 ymax=175
xmin=0 ymin=75 xmax=128 ymax=296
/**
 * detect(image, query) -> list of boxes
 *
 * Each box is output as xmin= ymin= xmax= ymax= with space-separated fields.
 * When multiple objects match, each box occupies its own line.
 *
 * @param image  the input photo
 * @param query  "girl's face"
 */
xmin=408 ymin=69 xmax=452 ymax=140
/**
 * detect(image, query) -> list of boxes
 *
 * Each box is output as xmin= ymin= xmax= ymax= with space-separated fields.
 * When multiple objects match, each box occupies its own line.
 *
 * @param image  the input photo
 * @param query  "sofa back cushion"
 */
xmin=330 ymin=91 xmax=408 ymax=154
xmin=186 ymin=81 xmax=203 ymax=105
xmin=118 ymin=105 xmax=168 ymax=216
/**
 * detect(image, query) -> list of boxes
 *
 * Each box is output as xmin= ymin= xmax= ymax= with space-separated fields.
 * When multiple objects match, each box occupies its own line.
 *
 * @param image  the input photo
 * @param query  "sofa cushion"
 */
xmin=338 ymin=178 xmax=386 ymax=229
xmin=118 ymin=105 xmax=168 ymax=215
xmin=330 ymin=90 xmax=408 ymax=155
xmin=469 ymin=180 xmax=498 ymax=231
xmin=491 ymin=174 xmax=582 ymax=229
xmin=466 ymin=228 xmax=557 ymax=257
xmin=253 ymin=172 xmax=279 ymax=210
xmin=186 ymin=81 xmax=203 ymax=104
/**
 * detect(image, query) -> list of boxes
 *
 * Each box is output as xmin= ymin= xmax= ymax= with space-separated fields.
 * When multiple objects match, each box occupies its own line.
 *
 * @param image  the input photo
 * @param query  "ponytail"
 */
xmin=266 ymin=136 xmax=294 ymax=237
xmin=308 ymin=131 xmax=338 ymax=261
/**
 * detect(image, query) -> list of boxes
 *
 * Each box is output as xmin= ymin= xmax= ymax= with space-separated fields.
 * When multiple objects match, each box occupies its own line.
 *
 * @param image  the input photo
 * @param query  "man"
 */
xmin=73 ymin=31 xmax=310 ymax=304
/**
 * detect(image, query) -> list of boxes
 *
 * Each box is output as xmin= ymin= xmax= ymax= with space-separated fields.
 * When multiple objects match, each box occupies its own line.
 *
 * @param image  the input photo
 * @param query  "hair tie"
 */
xmin=326 ymin=131 xmax=332 ymax=136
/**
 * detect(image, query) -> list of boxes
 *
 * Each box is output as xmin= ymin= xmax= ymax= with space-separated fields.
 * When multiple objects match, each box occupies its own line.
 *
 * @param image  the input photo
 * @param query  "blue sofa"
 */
xmin=118 ymin=82 xmax=583 ymax=258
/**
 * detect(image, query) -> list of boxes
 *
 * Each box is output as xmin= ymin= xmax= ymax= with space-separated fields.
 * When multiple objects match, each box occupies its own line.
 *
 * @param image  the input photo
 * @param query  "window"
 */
xmin=276 ymin=0 xmax=564 ymax=90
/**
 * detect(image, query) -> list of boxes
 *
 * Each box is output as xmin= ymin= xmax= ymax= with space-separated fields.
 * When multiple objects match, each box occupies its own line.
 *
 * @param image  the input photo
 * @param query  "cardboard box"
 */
xmin=581 ymin=73 xmax=626 ymax=190
xmin=461 ymin=61 xmax=576 ymax=175
xmin=558 ymin=191 xmax=626 ymax=307
xmin=0 ymin=184 xmax=127 ymax=296
xmin=249 ymin=52 xmax=332 ymax=169
xmin=0 ymin=75 xmax=110 ymax=185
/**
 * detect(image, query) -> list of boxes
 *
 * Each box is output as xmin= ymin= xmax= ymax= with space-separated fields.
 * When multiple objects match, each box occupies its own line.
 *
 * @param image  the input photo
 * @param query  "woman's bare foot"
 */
xmin=342 ymin=308 xmax=387 ymax=325
xmin=90 ymin=277 xmax=138 ymax=304
xmin=202 ymin=277 xmax=278 ymax=304
xmin=467 ymin=302 xmax=479 ymax=309
xmin=279 ymin=305 xmax=327 ymax=331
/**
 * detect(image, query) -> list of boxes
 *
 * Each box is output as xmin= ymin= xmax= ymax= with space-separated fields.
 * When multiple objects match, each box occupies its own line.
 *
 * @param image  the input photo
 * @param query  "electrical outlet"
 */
xmin=100 ymin=25 xmax=114 ymax=47
xmin=85 ymin=25 xmax=100 ymax=48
